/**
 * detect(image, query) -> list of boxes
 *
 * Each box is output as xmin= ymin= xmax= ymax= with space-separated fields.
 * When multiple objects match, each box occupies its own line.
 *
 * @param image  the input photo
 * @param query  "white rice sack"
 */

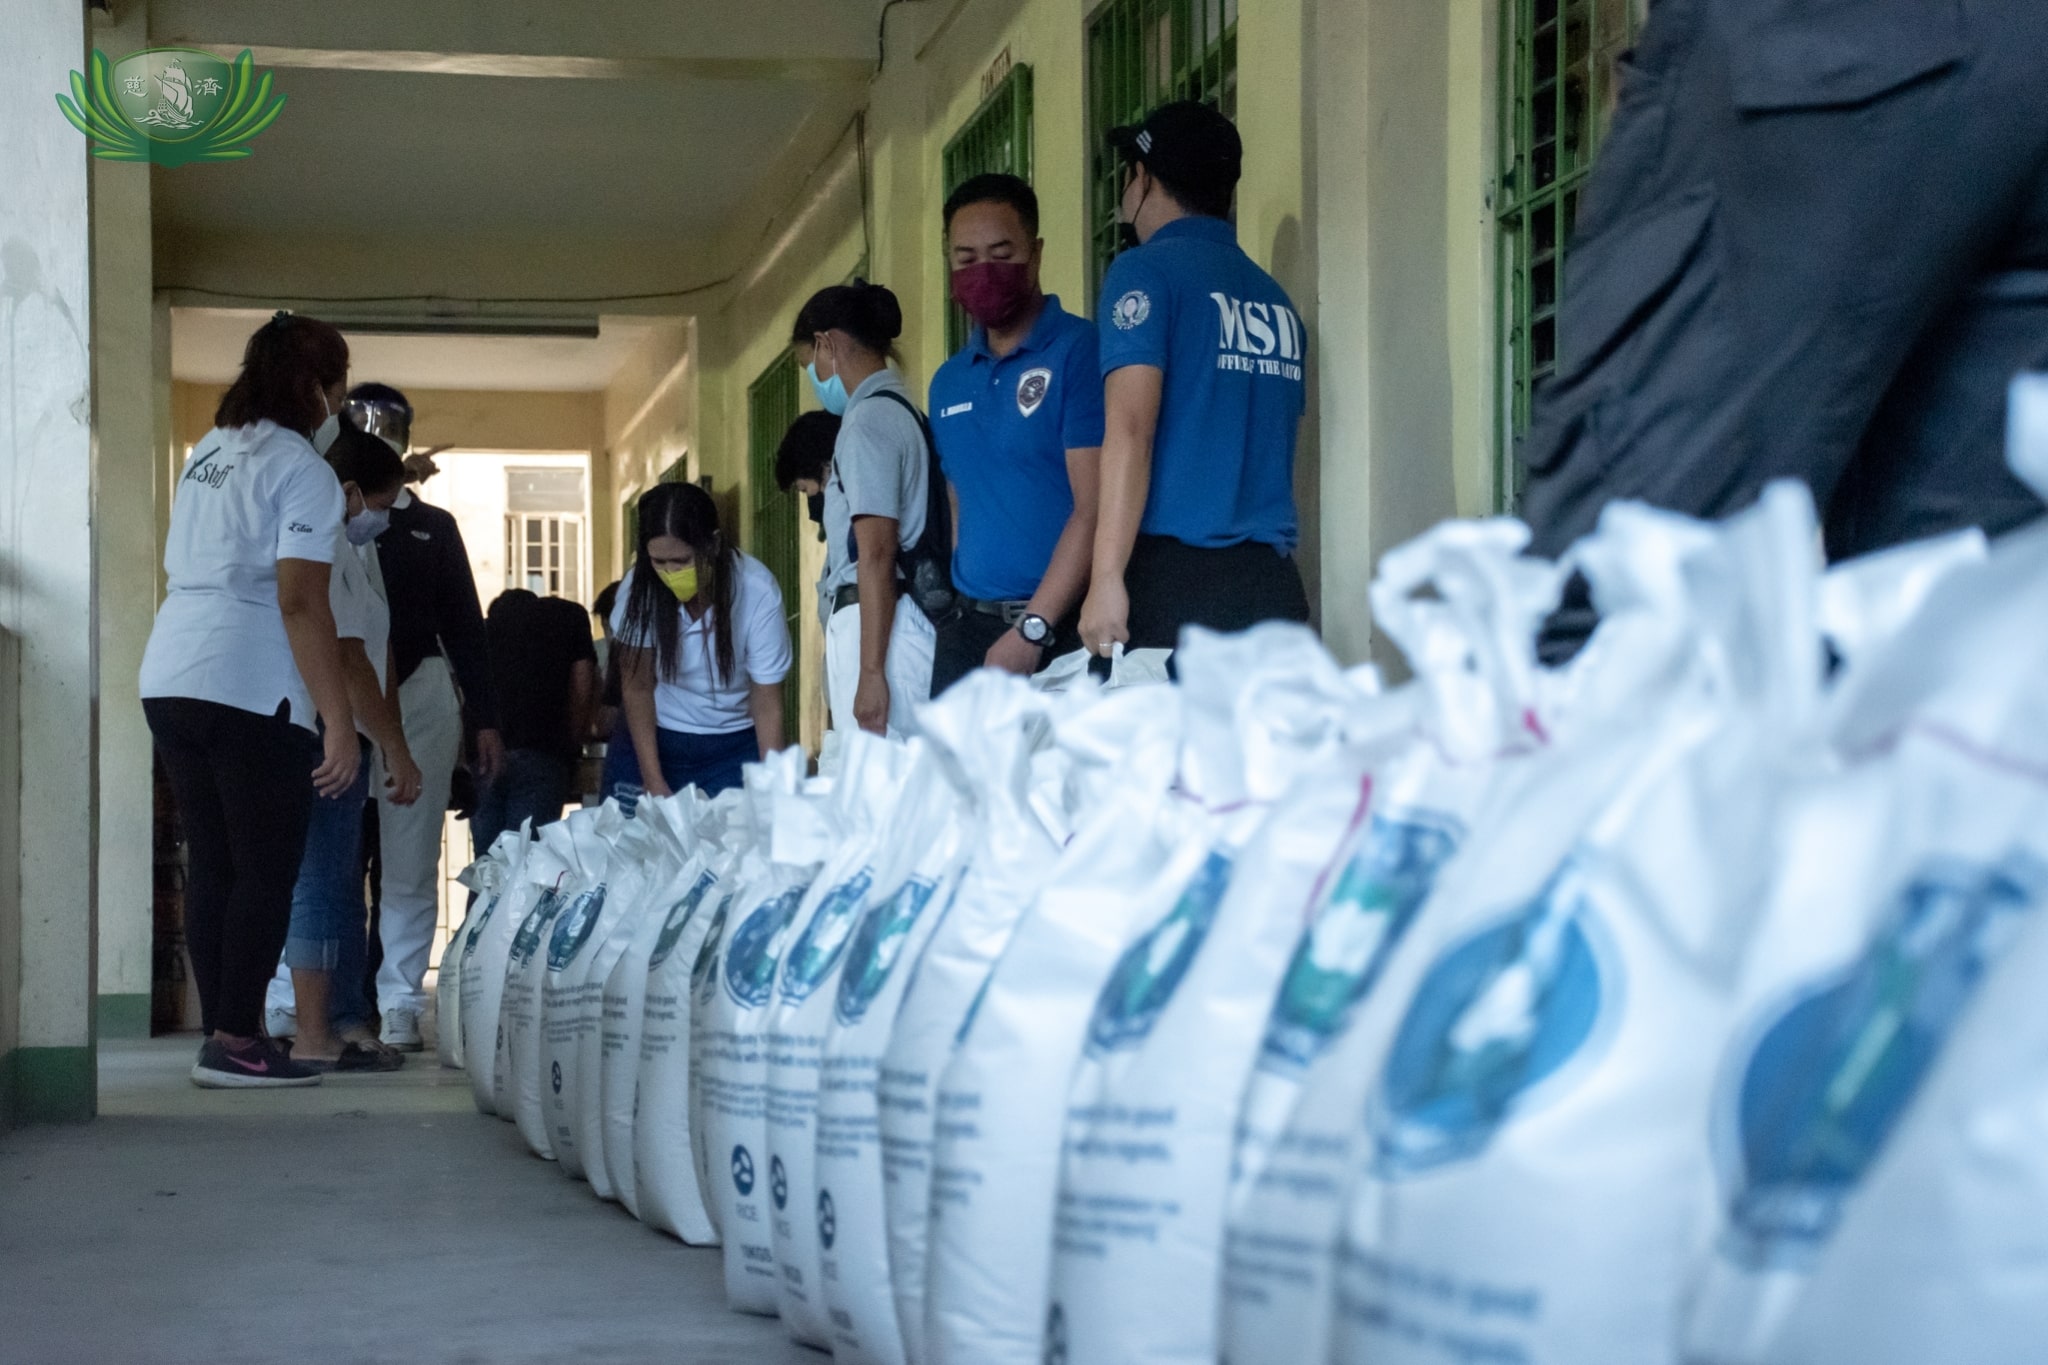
xmin=697 ymin=749 xmax=829 ymax=1314
xmin=1686 ymin=522 xmax=2048 ymax=1365
xmin=818 ymin=754 xmax=972 ymax=1365
xmin=769 ymin=734 xmax=920 ymax=1349
xmin=1221 ymin=519 xmax=1559 ymax=1365
xmin=441 ymin=832 xmax=520 ymax=1071
xmin=1330 ymin=485 xmax=1828 ymax=1365
xmin=924 ymin=686 xmax=1196 ymax=1365
xmin=688 ymin=871 xmax=750 ymax=1244
xmin=537 ymin=806 xmax=631 ymax=1177
xmin=877 ymin=674 xmax=1068 ymax=1365
xmin=631 ymin=843 xmax=731 ymax=1242
xmin=1047 ymin=625 xmax=1381 ymax=1365
xmin=498 ymin=819 xmax=581 ymax=1153
xmin=462 ymin=828 xmax=537 ymax=1114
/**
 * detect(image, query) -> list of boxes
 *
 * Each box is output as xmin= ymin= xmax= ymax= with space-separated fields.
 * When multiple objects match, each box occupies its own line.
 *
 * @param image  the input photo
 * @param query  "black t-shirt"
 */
xmin=486 ymin=590 xmax=597 ymax=760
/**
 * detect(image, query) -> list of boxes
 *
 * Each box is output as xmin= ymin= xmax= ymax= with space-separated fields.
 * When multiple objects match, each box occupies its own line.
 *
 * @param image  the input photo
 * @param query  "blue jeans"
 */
xmin=285 ymin=739 xmax=373 ymax=1033
xmin=602 ymin=720 xmax=758 ymax=801
xmin=470 ymin=749 xmax=572 ymax=859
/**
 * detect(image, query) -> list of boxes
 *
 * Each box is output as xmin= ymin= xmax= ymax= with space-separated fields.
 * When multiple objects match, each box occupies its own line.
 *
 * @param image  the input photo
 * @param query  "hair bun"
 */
xmin=861 ymin=282 xmax=904 ymax=342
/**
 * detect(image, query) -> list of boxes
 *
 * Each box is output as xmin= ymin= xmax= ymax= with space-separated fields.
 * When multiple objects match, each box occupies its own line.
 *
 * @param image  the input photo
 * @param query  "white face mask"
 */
xmin=312 ymin=390 xmax=341 ymax=455
xmin=346 ymin=506 xmax=391 ymax=545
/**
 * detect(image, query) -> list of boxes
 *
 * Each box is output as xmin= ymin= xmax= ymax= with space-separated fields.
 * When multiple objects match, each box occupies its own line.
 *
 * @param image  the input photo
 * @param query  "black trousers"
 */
xmin=930 ymin=607 xmax=1082 ymax=696
xmin=145 ymin=697 xmax=318 ymax=1038
xmin=1519 ymin=0 xmax=2048 ymax=580
xmin=1122 ymin=534 xmax=1310 ymax=653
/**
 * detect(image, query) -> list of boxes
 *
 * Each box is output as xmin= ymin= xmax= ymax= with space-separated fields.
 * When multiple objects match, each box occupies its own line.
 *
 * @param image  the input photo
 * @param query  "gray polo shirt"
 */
xmin=821 ymin=368 xmax=930 ymax=599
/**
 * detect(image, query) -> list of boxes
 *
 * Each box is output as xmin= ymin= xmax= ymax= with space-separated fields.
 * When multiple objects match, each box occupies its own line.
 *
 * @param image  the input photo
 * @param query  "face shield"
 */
xmin=344 ymin=396 xmax=412 ymax=454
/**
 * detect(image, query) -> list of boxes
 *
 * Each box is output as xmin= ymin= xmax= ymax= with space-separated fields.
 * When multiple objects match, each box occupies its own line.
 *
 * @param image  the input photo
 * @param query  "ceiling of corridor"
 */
xmin=143 ymin=0 xmax=895 ymax=310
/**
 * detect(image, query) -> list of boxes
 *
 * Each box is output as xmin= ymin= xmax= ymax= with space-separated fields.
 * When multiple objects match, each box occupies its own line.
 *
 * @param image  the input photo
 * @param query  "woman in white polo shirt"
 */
xmin=605 ymin=482 xmax=792 ymax=800
xmin=140 ymin=312 xmax=361 ymax=1090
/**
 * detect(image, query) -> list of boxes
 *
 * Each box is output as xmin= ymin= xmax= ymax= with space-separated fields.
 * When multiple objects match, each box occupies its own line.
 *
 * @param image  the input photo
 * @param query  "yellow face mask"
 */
xmin=656 ymin=564 xmax=698 ymax=602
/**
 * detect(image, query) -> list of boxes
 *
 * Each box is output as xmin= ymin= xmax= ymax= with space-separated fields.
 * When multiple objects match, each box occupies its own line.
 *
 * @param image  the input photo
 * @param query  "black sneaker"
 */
xmin=191 ymin=1036 xmax=322 ymax=1089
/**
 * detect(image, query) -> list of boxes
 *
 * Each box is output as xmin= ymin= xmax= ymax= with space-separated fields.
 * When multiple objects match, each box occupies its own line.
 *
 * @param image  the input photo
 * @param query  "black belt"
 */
xmin=832 ymin=583 xmax=861 ymax=613
xmin=958 ymin=596 xmax=1030 ymax=626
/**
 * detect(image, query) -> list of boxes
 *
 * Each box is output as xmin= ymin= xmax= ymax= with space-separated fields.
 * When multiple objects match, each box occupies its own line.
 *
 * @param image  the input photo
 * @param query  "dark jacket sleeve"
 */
xmin=430 ymin=509 xmax=500 ymax=732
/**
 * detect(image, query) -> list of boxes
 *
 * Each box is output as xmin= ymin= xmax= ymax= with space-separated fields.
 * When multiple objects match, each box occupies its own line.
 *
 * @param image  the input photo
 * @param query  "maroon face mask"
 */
xmin=950 ymin=260 xmax=1038 ymax=331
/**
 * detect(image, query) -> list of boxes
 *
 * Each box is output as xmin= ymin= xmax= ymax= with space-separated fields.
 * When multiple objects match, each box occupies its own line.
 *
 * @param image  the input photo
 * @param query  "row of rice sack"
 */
xmin=439 ymin=468 xmax=2048 ymax=1364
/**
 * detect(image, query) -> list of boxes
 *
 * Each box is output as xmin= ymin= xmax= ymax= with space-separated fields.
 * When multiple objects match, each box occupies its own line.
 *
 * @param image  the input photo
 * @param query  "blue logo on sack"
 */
xmin=1085 ymin=851 xmax=1235 ymax=1057
xmin=508 ymin=889 xmax=565 ymax=965
xmin=460 ymin=893 xmax=498 ymax=963
xmin=648 ymin=872 xmax=719 ymax=970
xmin=550 ymin=1060 xmax=562 ymax=1095
xmin=779 ymin=869 xmax=875 ymax=1004
xmin=1719 ymin=852 xmax=2044 ymax=1269
xmin=1260 ymin=813 xmax=1463 ymax=1075
xmin=731 ymin=1144 xmax=755 ymax=1195
xmin=771 ymin=1155 xmax=789 ymax=1210
xmin=723 ymin=883 xmax=812 ymax=1009
xmin=835 ymin=877 xmax=940 ymax=1027
xmin=546 ymin=886 xmax=607 ymax=971
xmin=692 ymin=893 xmax=735 ymax=1004
xmin=1371 ymin=862 xmax=1608 ymax=1177
xmin=818 ymin=1188 xmax=837 ymax=1249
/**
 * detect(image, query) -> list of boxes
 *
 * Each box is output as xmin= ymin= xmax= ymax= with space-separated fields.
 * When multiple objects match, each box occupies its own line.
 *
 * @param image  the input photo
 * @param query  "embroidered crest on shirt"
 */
xmin=1016 ymin=367 xmax=1053 ymax=418
xmin=1112 ymin=290 xmax=1152 ymax=331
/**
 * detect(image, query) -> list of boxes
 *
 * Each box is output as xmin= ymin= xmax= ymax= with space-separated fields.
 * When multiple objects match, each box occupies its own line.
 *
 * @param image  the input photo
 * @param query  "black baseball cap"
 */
xmin=1108 ymin=100 xmax=1243 ymax=202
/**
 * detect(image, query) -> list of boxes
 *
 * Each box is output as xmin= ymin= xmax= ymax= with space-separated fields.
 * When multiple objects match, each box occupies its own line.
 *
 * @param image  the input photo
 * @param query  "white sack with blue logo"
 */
xmin=1046 ymin=624 xmax=1382 ymax=1365
xmin=538 ymin=804 xmax=633 ymax=1177
xmin=924 ymin=684 xmax=1194 ymax=1365
xmin=439 ymin=837 xmax=511 ymax=1072
xmin=1684 ymin=518 xmax=2048 ymax=1365
xmin=463 ymin=828 xmax=537 ymax=1114
xmin=628 ymin=827 xmax=731 ymax=1242
xmin=1328 ymin=485 xmax=1829 ymax=1365
xmin=688 ymin=870 xmax=752 ymax=1244
xmin=605 ymin=798 xmax=714 ymax=1219
xmin=877 ymin=674 xmax=1069 ymax=1365
xmin=769 ymin=734 xmax=920 ymax=1349
xmin=1220 ymin=520 xmax=1560 ymax=1365
xmin=698 ymin=750 xmax=830 ymax=1314
xmin=818 ymin=753 xmax=972 ymax=1365
xmin=497 ymin=819 xmax=581 ymax=1152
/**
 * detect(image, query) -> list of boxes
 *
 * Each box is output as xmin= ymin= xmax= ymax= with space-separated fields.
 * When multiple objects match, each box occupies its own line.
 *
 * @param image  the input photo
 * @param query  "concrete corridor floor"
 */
xmin=0 ymin=1037 xmax=819 ymax=1364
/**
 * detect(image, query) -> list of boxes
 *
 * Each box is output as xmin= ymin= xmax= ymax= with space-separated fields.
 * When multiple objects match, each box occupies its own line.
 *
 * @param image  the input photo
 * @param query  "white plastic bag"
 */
xmin=1330 ymin=485 xmax=1828 ymax=1365
xmin=1220 ymin=520 xmax=1559 ymax=1365
xmin=768 ymin=733 xmax=919 ymax=1348
xmin=497 ymin=820 xmax=579 ymax=1154
xmin=441 ymin=833 xmax=520 ymax=1072
xmin=877 ymin=673 xmax=1068 ymax=1365
xmin=817 ymin=753 xmax=972 ymax=1365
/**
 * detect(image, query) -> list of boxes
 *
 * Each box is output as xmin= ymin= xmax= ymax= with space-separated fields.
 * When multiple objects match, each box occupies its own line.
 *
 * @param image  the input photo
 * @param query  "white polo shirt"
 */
xmin=140 ymin=421 xmax=345 ymax=730
xmin=610 ymin=552 xmax=793 ymax=736
xmin=329 ymin=529 xmax=391 ymax=734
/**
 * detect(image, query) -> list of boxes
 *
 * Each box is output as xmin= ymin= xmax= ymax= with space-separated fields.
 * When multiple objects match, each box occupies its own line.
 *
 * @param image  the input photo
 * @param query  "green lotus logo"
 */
xmin=57 ymin=48 xmax=285 ymax=168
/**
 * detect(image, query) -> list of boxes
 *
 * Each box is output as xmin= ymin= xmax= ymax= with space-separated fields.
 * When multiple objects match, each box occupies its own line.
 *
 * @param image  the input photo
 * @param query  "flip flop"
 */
xmin=334 ymin=1039 xmax=405 ymax=1073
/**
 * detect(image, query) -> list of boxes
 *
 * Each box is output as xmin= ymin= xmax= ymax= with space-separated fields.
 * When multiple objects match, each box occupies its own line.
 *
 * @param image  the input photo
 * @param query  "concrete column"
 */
xmin=1 ymin=0 xmax=98 ymax=1127
xmin=92 ymin=0 xmax=158 ymax=1041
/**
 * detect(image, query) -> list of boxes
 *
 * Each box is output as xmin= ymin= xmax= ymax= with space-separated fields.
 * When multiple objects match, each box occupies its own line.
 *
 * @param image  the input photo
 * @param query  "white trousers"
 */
xmin=374 ymin=657 xmax=462 ymax=1015
xmin=822 ymin=597 xmax=935 ymax=772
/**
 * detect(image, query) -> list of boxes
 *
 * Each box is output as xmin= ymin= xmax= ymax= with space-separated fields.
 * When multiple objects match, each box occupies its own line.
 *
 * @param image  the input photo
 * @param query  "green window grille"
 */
xmin=1087 ymin=0 xmax=1239 ymax=304
xmin=746 ymin=351 xmax=804 ymax=726
xmin=941 ymin=64 xmax=1036 ymax=354
xmin=1496 ymin=0 xmax=1642 ymax=508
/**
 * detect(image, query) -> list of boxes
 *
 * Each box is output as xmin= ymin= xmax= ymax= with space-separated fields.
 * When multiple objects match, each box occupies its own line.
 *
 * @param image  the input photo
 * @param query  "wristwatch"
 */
xmin=1018 ymin=613 xmax=1052 ymax=646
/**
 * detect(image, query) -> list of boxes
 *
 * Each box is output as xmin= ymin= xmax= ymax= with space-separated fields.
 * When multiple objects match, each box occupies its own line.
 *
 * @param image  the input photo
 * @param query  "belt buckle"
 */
xmin=1000 ymin=601 xmax=1029 ymax=626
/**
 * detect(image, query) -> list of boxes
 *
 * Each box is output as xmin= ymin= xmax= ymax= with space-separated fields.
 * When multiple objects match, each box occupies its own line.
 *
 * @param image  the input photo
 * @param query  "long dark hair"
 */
xmin=791 ymin=278 xmax=903 ymax=359
xmin=621 ymin=482 xmax=739 ymax=686
xmin=214 ymin=311 xmax=349 ymax=436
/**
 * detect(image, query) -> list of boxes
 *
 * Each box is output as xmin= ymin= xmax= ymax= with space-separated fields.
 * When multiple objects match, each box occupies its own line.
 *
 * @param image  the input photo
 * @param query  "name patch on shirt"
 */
xmin=940 ymin=402 xmax=975 ymax=418
xmin=1212 ymin=293 xmax=1306 ymax=381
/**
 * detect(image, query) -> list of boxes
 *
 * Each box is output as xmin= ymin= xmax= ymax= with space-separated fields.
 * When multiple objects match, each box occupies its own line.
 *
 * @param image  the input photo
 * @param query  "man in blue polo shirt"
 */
xmin=927 ymin=172 xmax=1106 ymax=693
xmin=1079 ymin=101 xmax=1311 ymax=659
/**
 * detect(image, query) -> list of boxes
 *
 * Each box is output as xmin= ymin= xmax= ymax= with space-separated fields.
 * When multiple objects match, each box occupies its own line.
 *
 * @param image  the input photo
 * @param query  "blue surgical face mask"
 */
xmin=806 ymin=358 xmax=850 ymax=416
xmin=346 ymin=506 xmax=391 ymax=546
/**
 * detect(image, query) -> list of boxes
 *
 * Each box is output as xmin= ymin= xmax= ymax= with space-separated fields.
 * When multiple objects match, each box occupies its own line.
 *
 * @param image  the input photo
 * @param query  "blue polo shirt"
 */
xmin=1097 ymin=217 xmax=1306 ymax=551
xmin=928 ymin=295 xmax=1106 ymax=601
